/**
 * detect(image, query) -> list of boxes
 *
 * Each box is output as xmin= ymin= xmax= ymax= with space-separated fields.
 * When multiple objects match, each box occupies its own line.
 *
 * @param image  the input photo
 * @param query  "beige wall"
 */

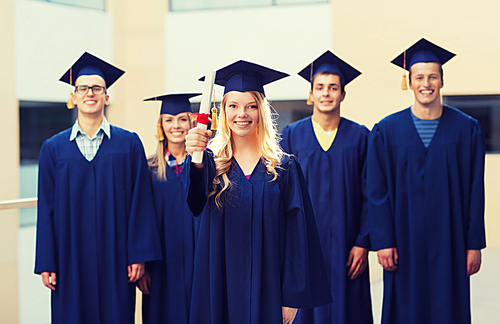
xmin=0 ymin=0 xmax=19 ymax=322
xmin=330 ymin=0 xmax=500 ymax=281
xmin=107 ymin=0 xmax=168 ymax=157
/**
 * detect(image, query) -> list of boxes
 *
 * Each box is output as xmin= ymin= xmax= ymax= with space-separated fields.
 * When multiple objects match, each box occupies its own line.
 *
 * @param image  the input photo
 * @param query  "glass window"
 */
xmin=37 ymin=0 xmax=105 ymax=11
xmin=20 ymin=101 xmax=76 ymax=163
xmin=443 ymin=94 xmax=500 ymax=153
xmin=170 ymin=0 xmax=328 ymax=11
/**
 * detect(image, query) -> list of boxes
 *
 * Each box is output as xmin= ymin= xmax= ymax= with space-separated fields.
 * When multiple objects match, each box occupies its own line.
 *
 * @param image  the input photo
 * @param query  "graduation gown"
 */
xmin=367 ymin=106 xmax=486 ymax=324
xmin=281 ymin=117 xmax=373 ymax=324
xmin=35 ymin=126 xmax=162 ymax=324
xmin=142 ymin=163 xmax=198 ymax=324
xmin=186 ymin=151 xmax=332 ymax=324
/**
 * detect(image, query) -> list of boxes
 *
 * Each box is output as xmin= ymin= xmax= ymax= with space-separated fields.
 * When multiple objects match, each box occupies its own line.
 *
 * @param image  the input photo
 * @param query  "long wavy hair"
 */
xmin=148 ymin=113 xmax=193 ymax=181
xmin=208 ymin=91 xmax=283 ymax=207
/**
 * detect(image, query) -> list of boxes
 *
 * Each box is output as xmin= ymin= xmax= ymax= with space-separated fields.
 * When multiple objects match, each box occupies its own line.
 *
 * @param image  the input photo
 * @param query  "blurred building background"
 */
xmin=1 ymin=0 xmax=499 ymax=323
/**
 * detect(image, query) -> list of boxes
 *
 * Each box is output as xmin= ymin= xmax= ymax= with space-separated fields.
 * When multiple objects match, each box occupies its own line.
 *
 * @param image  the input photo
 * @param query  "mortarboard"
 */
xmin=298 ymin=50 xmax=361 ymax=86
xmin=144 ymin=93 xmax=201 ymax=141
xmin=199 ymin=60 xmax=289 ymax=95
xmin=391 ymin=38 xmax=456 ymax=90
xmin=144 ymin=93 xmax=201 ymax=115
xmin=60 ymin=52 xmax=125 ymax=108
xmin=298 ymin=50 xmax=361 ymax=104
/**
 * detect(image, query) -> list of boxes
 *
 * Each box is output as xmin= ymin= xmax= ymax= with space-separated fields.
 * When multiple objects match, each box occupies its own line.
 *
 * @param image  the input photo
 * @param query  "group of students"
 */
xmin=35 ymin=37 xmax=485 ymax=324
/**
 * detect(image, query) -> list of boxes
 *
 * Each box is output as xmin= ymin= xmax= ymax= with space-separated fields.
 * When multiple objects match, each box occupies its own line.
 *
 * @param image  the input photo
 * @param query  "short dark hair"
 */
xmin=311 ymin=71 xmax=345 ymax=94
xmin=409 ymin=63 xmax=443 ymax=84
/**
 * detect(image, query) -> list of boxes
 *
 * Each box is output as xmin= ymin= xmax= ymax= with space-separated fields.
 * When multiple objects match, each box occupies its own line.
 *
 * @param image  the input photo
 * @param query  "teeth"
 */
xmin=171 ymin=132 xmax=182 ymax=136
xmin=421 ymin=90 xmax=433 ymax=94
xmin=235 ymin=121 xmax=250 ymax=125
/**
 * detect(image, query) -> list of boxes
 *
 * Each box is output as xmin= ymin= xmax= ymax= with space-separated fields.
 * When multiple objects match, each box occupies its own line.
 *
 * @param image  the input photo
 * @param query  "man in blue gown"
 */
xmin=281 ymin=51 xmax=373 ymax=324
xmin=367 ymin=38 xmax=486 ymax=324
xmin=34 ymin=52 xmax=162 ymax=324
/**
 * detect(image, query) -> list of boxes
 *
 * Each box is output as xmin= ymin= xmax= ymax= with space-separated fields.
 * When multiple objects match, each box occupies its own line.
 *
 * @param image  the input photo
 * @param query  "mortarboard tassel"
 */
xmin=155 ymin=123 xmax=165 ymax=141
xmin=401 ymin=51 xmax=408 ymax=90
xmin=67 ymin=92 xmax=75 ymax=109
xmin=67 ymin=67 xmax=75 ymax=108
xmin=211 ymin=107 xmax=218 ymax=130
xmin=306 ymin=93 xmax=313 ymax=105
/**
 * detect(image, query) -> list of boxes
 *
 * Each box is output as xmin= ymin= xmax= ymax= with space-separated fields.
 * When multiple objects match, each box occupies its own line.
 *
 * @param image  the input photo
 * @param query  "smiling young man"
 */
xmin=367 ymin=39 xmax=486 ymax=324
xmin=34 ymin=52 xmax=161 ymax=324
xmin=281 ymin=51 xmax=373 ymax=324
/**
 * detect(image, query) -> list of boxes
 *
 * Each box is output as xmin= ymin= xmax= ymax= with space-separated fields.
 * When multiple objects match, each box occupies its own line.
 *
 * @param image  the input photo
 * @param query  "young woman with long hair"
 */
xmin=138 ymin=93 xmax=200 ymax=324
xmin=185 ymin=61 xmax=332 ymax=324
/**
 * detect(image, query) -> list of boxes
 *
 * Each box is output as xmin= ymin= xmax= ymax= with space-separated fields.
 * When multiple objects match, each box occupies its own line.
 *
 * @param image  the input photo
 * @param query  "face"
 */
xmin=311 ymin=74 xmax=345 ymax=114
xmin=73 ymin=75 xmax=109 ymax=117
xmin=409 ymin=62 xmax=444 ymax=107
xmin=161 ymin=112 xmax=192 ymax=145
xmin=225 ymin=91 xmax=259 ymax=138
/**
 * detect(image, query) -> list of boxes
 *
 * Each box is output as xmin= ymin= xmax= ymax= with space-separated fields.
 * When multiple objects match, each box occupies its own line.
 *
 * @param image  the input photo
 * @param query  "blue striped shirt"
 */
xmin=411 ymin=110 xmax=440 ymax=148
xmin=70 ymin=117 xmax=111 ymax=161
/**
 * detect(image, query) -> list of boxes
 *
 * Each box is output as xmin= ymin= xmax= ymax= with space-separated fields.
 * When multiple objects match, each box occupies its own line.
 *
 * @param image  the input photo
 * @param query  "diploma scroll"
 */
xmin=192 ymin=70 xmax=216 ymax=164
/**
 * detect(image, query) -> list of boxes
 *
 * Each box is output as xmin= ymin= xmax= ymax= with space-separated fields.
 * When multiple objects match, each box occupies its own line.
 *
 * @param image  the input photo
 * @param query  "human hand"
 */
xmin=128 ymin=262 xmax=145 ymax=282
xmin=347 ymin=246 xmax=368 ymax=279
xmin=282 ymin=306 xmax=298 ymax=324
xmin=377 ymin=248 xmax=398 ymax=271
xmin=41 ymin=272 xmax=57 ymax=290
xmin=137 ymin=270 xmax=151 ymax=294
xmin=185 ymin=128 xmax=212 ymax=156
xmin=467 ymin=249 xmax=481 ymax=276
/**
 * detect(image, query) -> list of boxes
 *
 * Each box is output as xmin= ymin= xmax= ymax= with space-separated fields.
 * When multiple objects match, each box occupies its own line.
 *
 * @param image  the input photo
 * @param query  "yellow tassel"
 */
xmin=155 ymin=123 xmax=164 ymax=141
xmin=401 ymin=74 xmax=408 ymax=90
xmin=306 ymin=92 xmax=313 ymax=105
xmin=211 ymin=108 xmax=218 ymax=130
xmin=67 ymin=92 xmax=75 ymax=109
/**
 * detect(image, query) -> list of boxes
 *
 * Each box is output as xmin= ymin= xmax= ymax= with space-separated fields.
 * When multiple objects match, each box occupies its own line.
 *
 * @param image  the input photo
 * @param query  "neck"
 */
xmin=167 ymin=142 xmax=187 ymax=163
xmin=412 ymin=101 xmax=443 ymax=120
xmin=232 ymin=131 xmax=260 ymax=159
xmin=312 ymin=107 xmax=341 ymax=131
xmin=78 ymin=113 xmax=104 ymax=138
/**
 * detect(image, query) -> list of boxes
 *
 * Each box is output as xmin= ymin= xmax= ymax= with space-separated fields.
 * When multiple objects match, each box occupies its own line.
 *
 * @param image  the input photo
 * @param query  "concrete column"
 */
xmin=107 ymin=0 xmax=168 ymax=156
xmin=0 ymin=0 xmax=20 ymax=322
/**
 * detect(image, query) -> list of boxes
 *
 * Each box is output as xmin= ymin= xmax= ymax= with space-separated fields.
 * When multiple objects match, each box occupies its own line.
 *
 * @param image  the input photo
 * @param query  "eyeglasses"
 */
xmin=75 ymin=85 xmax=106 ymax=95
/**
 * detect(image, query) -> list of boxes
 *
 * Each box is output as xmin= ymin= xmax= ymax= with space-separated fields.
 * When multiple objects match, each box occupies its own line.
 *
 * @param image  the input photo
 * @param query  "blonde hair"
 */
xmin=148 ymin=113 xmax=193 ymax=181
xmin=208 ymin=91 xmax=283 ymax=207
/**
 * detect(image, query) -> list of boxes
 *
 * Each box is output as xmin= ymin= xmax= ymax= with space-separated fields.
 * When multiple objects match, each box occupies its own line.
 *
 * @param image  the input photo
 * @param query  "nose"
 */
xmin=173 ymin=118 xmax=180 ymax=128
xmin=322 ymin=87 xmax=329 ymax=96
xmin=237 ymin=106 xmax=248 ymax=117
xmin=423 ymin=77 xmax=431 ymax=87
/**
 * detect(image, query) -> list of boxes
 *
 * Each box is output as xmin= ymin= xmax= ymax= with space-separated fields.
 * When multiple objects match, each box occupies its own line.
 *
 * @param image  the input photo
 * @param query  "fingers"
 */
xmin=467 ymin=250 xmax=482 ymax=276
xmin=41 ymin=272 xmax=57 ymax=290
xmin=129 ymin=263 xmax=145 ymax=282
xmin=282 ymin=307 xmax=298 ymax=324
xmin=377 ymin=248 xmax=397 ymax=271
xmin=186 ymin=128 xmax=212 ymax=155
xmin=137 ymin=272 xmax=151 ymax=294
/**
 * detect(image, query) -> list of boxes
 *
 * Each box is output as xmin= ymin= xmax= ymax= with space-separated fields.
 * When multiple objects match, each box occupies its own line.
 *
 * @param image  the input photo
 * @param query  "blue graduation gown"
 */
xmin=281 ymin=117 xmax=373 ymax=324
xmin=186 ymin=151 xmax=332 ymax=324
xmin=35 ymin=126 xmax=162 ymax=324
xmin=142 ymin=163 xmax=198 ymax=324
xmin=367 ymin=106 xmax=486 ymax=324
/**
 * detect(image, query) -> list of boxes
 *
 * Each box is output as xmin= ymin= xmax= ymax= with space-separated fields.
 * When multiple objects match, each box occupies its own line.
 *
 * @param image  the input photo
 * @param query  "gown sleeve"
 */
xmin=126 ymin=135 xmax=162 ymax=265
xmin=466 ymin=121 xmax=486 ymax=250
xmin=34 ymin=141 xmax=57 ymax=274
xmin=354 ymin=131 xmax=371 ymax=249
xmin=281 ymin=155 xmax=332 ymax=308
xmin=186 ymin=150 xmax=216 ymax=216
xmin=280 ymin=125 xmax=291 ymax=153
xmin=367 ymin=124 xmax=396 ymax=250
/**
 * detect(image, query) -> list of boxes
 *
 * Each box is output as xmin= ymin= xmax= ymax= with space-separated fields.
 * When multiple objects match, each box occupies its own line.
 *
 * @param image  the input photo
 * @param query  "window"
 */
xmin=20 ymin=101 xmax=76 ymax=163
xmin=170 ymin=0 xmax=328 ymax=11
xmin=443 ymin=94 xmax=500 ymax=153
xmin=36 ymin=0 xmax=105 ymax=11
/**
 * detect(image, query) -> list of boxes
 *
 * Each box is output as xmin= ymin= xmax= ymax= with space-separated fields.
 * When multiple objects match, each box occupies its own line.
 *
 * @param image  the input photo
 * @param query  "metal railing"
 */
xmin=0 ymin=197 xmax=37 ymax=210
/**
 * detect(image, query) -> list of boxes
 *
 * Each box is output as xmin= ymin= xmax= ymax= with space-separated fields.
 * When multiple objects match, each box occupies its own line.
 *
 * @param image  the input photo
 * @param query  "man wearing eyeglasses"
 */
xmin=35 ymin=52 xmax=161 ymax=324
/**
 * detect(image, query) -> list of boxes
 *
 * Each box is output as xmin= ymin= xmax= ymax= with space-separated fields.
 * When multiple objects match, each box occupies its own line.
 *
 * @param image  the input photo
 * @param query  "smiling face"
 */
xmin=409 ymin=62 xmax=444 ymax=108
xmin=161 ymin=112 xmax=192 ymax=145
xmin=73 ymin=74 xmax=109 ymax=117
xmin=224 ymin=91 xmax=260 ymax=139
xmin=311 ymin=73 xmax=346 ymax=114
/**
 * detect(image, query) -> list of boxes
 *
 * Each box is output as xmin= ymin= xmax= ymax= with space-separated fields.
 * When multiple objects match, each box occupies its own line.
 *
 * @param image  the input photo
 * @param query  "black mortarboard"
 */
xmin=298 ymin=50 xmax=361 ymax=86
xmin=59 ymin=52 xmax=125 ymax=88
xmin=144 ymin=93 xmax=201 ymax=115
xmin=391 ymin=38 xmax=456 ymax=71
xmin=199 ymin=60 xmax=289 ymax=95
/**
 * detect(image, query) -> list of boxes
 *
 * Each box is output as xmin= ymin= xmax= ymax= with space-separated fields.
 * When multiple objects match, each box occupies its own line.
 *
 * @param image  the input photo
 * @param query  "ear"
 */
xmin=341 ymin=91 xmax=346 ymax=103
xmin=104 ymin=94 xmax=110 ymax=106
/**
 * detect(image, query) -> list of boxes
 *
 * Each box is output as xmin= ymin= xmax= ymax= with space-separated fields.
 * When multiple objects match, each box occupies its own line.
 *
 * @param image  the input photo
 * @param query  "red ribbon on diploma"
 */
xmin=192 ymin=113 xmax=212 ymax=126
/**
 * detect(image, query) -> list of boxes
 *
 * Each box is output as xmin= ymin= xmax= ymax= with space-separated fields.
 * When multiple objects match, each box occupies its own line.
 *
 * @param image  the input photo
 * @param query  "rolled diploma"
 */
xmin=192 ymin=70 xmax=216 ymax=164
